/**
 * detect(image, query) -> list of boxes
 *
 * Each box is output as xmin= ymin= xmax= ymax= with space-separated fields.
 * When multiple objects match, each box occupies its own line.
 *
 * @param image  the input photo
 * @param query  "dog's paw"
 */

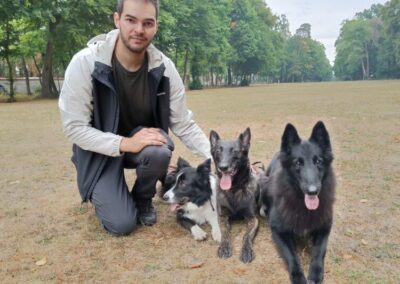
xmin=291 ymin=271 xmax=307 ymax=284
xmin=240 ymin=245 xmax=254 ymax=263
xmin=211 ymin=229 xmax=221 ymax=242
xmin=218 ymin=242 xmax=232 ymax=259
xmin=191 ymin=225 xmax=207 ymax=241
xmin=308 ymin=265 xmax=324 ymax=284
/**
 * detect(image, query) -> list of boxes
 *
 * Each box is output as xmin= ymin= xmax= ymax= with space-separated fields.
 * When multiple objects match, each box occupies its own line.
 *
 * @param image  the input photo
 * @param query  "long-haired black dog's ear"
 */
xmin=281 ymin=123 xmax=301 ymax=153
xmin=197 ymin=158 xmax=211 ymax=174
xmin=177 ymin=157 xmax=191 ymax=169
xmin=209 ymin=130 xmax=220 ymax=148
xmin=310 ymin=121 xmax=332 ymax=152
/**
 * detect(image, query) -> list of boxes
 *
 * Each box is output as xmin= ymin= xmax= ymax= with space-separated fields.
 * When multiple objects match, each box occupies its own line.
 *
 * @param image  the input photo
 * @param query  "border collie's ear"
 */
xmin=281 ymin=123 xmax=301 ymax=153
xmin=177 ymin=157 xmax=191 ymax=169
xmin=197 ymin=158 xmax=211 ymax=175
xmin=310 ymin=121 xmax=332 ymax=151
xmin=210 ymin=130 xmax=220 ymax=148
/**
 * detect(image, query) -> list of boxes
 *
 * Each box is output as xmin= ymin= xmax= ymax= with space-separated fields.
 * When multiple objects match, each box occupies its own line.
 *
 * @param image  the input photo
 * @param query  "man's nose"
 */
xmin=134 ymin=22 xmax=144 ymax=33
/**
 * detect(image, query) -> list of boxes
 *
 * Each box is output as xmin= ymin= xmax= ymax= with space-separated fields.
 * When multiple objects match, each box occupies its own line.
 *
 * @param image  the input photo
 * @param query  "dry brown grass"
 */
xmin=1 ymin=80 xmax=399 ymax=283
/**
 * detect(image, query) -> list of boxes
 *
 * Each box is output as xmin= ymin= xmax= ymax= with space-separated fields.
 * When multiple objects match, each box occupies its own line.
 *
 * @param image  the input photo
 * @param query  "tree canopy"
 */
xmin=1 ymin=0 xmax=399 ymax=100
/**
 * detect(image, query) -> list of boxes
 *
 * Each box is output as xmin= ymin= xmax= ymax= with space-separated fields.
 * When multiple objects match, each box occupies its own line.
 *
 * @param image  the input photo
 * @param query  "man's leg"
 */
xmin=90 ymin=156 xmax=137 ymax=235
xmin=125 ymin=128 xmax=174 ymax=225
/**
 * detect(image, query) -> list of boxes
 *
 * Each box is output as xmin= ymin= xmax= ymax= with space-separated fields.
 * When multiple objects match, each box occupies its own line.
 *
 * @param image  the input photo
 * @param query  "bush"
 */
xmin=240 ymin=78 xmax=250 ymax=86
xmin=189 ymin=79 xmax=203 ymax=90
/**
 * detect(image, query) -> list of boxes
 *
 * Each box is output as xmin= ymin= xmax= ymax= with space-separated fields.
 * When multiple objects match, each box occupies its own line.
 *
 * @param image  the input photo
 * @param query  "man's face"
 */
xmin=114 ymin=0 xmax=158 ymax=54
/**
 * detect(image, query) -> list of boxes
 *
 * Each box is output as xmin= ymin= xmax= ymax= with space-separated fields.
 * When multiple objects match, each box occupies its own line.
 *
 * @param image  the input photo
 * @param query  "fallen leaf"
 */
xmin=9 ymin=180 xmax=20 ymax=185
xmin=361 ymin=239 xmax=368 ymax=245
xmin=35 ymin=257 xmax=47 ymax=266
xmin=188 ymin=262 xmax=204 ymax=269
xmin=233 ymin=267 xmax=246 ymax=276
xmin=343 ymin=254 xmax=353 ymax=260
xmin=360 ymin=199 xmax=368 ymax=203
xmin=394 ymin=136 xmax=400 ymax=143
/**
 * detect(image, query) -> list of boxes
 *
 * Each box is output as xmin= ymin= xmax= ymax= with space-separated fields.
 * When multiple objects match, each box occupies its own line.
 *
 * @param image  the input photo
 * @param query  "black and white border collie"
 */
xmin=163 ymin=157 xmax=221 ymax=242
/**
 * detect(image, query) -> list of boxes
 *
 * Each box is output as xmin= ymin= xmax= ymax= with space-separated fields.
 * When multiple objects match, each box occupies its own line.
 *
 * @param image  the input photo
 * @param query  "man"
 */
xmin=59 ymin=0 xmax=210 ymax=235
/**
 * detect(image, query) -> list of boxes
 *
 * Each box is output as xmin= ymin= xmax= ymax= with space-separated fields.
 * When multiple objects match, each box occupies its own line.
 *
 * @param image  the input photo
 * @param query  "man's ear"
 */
xmin=113 ymin=12 xmax=121 ymax=29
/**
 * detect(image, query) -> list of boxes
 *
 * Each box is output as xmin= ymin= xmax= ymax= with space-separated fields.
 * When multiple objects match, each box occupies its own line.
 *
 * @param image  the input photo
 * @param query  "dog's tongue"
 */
xmin=170 ymin=203 xmax=179 ymax=212
xmin=304 ymin=194 xmax=319 ymax=210
xmin=220 ymin=174 xmax=232 ymax=190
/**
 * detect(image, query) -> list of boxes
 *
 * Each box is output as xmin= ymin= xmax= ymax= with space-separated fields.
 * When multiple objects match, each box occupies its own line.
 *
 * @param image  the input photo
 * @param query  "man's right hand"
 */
xmin=119 ymin=128 xmax=168 ymax=154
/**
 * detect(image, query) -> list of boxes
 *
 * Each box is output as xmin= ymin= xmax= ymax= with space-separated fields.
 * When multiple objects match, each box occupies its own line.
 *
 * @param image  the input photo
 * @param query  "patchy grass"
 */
xmin=0 ymin=80 xmax=399 ymax=283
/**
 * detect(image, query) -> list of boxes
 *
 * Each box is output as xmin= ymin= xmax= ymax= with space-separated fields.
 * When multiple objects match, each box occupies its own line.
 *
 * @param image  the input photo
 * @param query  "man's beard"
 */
xmin=120 ymin=31 xmax=151 ymax=54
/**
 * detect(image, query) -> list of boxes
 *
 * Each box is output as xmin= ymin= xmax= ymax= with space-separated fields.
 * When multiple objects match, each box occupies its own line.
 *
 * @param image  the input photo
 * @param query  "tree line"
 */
xmin=0 ymin=0 xmax=399 ymax=101
xmin=334 ymin=1 xmax=400 ymax=80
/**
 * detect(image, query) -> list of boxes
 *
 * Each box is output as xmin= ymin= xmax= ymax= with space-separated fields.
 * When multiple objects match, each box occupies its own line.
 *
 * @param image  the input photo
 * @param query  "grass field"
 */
xmin=1 ymin=80 xmax=399 ymax=283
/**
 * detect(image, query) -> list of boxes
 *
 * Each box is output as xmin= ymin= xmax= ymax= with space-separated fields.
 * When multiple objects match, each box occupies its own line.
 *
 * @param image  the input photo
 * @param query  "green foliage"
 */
xmin=334 ymin=0 xmax=400 ymax=80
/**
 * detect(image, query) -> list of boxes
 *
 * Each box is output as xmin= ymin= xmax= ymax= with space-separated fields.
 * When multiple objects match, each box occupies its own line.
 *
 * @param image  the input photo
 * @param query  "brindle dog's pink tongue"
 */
xmin=220 ymin=174 xmax=232 ymax=190
xmin=304 ymin=194 xmax=319 ymax=210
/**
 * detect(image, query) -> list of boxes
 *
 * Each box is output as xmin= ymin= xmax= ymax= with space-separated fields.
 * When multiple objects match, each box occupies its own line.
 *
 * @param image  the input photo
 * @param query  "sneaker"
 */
xmin=136 ymin=199 xmax=157 ymax=226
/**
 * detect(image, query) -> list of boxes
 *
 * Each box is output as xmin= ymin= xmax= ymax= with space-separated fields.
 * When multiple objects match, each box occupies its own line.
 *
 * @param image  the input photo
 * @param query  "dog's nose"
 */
xmin=307 ymin=185 xmax=318 ymax=195
xmin=219 ymin=165 xmax=229 ymax=172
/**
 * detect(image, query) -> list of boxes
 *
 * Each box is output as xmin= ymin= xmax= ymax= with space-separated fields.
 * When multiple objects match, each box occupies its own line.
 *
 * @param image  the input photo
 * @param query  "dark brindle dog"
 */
xmin=210 ymin=128 xmax=259 ymax=263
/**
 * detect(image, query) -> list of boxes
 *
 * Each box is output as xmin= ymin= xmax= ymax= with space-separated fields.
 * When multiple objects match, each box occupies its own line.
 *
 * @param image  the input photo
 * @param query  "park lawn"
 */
xmin=0 ymin=80 xmax=399 ymax=283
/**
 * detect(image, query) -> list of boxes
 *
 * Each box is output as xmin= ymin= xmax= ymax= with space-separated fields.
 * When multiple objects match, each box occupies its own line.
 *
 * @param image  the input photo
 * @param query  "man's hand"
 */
xmin=119 ymin=128 xmax=167 ymax=154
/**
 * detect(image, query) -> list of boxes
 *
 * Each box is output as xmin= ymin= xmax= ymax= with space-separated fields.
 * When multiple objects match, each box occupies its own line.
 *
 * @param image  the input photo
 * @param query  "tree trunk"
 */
xmin=41 ymin=17 xmax=60 ymax=98
xmin=227 ymin=65 xmax=232 ymax=85
xmin=22 ymin=57 xmax=32 ymax=95
xmin=4 ymin=22 xmax=15 ymax=102
xmin=365 ymin=42 xmax=370 ymax=80
xmin=183 ymin=46 xmax=189 ymax=85
xmin=32 ymin=56 xmax=42 ymax=85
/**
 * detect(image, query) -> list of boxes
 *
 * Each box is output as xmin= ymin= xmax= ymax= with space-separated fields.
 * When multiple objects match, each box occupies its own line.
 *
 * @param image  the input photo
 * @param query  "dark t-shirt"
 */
xmin=112 ymin=53 xmax=154 ymax=137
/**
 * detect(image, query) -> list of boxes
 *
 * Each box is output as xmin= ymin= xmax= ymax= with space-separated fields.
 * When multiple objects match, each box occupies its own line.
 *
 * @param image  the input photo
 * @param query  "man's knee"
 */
xmin=142 ymin=144 xmax=172 ymax=169
xmin=102 ymin=211 xmax=138 ymax=236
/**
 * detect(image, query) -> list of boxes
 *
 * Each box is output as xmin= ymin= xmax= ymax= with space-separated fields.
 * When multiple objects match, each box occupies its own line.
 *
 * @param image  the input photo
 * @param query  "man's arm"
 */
xmin=58 ymin=51 xmax=123 ymax=157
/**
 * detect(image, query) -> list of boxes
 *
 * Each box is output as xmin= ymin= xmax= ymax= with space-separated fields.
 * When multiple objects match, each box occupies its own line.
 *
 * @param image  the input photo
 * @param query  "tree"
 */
xmin=283 ymin=24 xmax=331 ymax=82
xmin=378 ymin=0 xmax=400 ymax=78
xmin=0 ymin=1 xmax=24 ymax=102
xmin=334 ymin=19 xmax=380 ymax=80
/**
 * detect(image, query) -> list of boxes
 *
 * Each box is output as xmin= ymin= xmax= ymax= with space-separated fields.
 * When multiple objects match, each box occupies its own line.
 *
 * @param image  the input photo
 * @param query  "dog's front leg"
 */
xmin=271 ymin=229 xmax=306 ymax=284
xmin=240 ymin=216 xmax=259 ymax=263
xmin=308 ymin=226 xmax=331 ymax=284
xmin=176 ymin=211 xmax=207 ymax=241
xmin=217 ymin=212 xmax=232 ymax=258
xmin=209 ymin=212 xmax=221 ymax=242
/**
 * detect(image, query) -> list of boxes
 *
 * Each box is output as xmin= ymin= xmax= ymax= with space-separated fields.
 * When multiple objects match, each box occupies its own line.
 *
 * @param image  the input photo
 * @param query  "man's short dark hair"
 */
xmin=116 ymin=0 xmax=159 ymax=19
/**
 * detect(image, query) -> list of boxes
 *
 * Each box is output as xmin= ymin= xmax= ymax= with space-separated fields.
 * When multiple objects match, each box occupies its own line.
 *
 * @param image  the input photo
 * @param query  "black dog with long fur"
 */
xmin=260 ymin=121 xmax=336 ymax=284
xmin=210 ymin=128 xmax=259 ymax=263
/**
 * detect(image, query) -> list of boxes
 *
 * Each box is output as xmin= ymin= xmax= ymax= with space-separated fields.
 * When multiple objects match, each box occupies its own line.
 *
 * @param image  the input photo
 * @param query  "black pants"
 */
xmin=90 ymin=128 xmax=174 ymax=235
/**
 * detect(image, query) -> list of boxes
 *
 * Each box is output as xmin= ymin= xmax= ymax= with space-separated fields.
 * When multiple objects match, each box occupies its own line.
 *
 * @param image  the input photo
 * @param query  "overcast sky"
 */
xmin=265 ymin=0 xmax=388 ymax=64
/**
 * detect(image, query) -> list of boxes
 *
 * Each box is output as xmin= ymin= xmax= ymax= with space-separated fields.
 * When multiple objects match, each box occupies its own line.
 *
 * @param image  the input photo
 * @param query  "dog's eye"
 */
xmin=314 ymin=157 xmax=323 ymax=166
xmin=294 ymin=159 xmax=303 ymax=169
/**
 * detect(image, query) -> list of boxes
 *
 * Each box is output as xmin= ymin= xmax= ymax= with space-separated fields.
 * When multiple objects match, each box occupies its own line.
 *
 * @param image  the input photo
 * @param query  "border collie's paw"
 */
xmin=211 ymin=228 xmax=221 ymax=242
xmin=191 ymin=225 xmax=207 ymax=241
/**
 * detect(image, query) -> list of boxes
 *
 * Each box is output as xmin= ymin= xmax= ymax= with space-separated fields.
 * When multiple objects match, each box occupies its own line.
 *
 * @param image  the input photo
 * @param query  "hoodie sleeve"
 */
xmin=58 ymin=50 xmax=123 ymax=157
xmin=164 ymin=58 xmax=211 ymax=159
